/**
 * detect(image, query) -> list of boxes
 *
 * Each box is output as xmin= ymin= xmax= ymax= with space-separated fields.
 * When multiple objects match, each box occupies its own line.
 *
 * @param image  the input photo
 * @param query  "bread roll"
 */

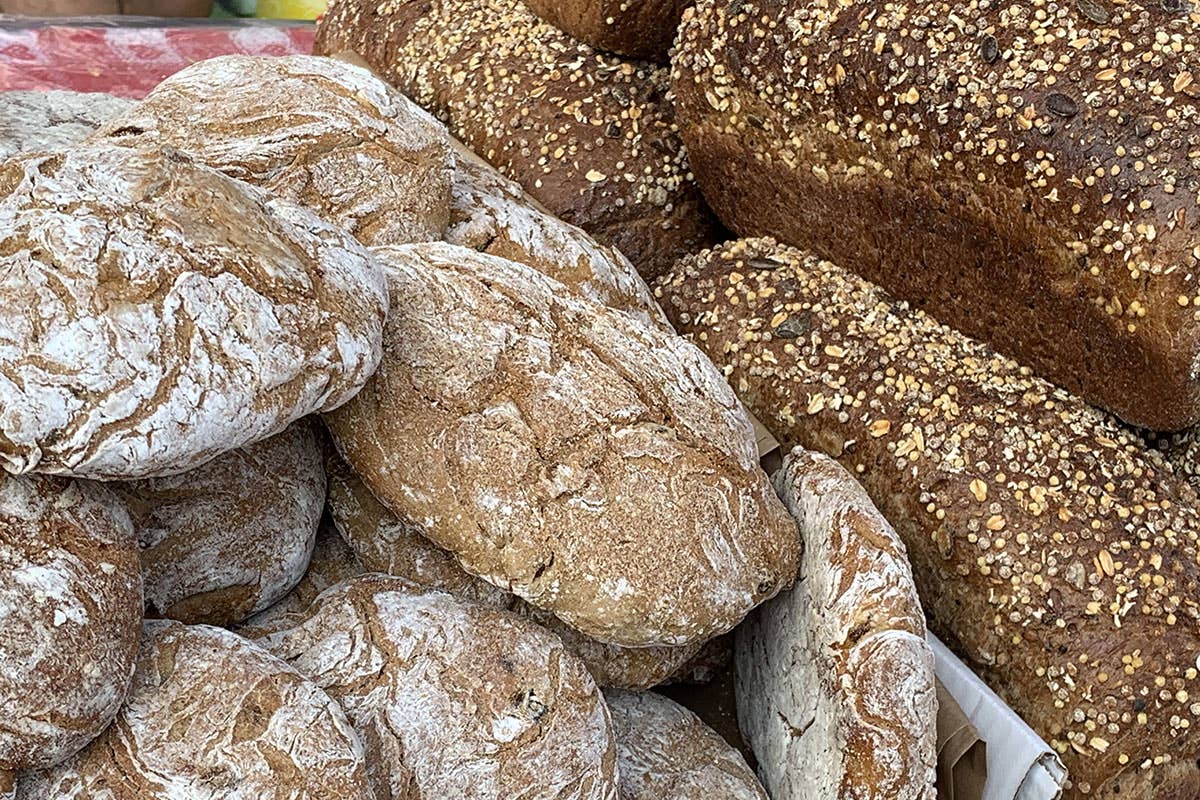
xmin=19 ymin=620 xmax=371 ymax=799
xmin=109 ymin=423 xmax=324 ymax=626
xmin=0 ymin=90 xmax=133 ymax=159
xmin=315 ymin=0 xmax=723 ymax=279
xmin=671 ymin=0 xmax=1200 ymax=431
xmin=737 ymin=448 xmax=937 ymax=800
xmin=0 ymin=143 xmax=388 ymax=479
xmin=0 ymin=475 xmax=142 ymax=773
xmin=656 ymin=237 xmax=1200 ymax=799
xmin=92 ymin=55 xmax=451 ymax=247
xmin=325 ymin=242 xmax=798 ymax=647
xmin=248 ymin=574 xmax=619 ymax=800
xmin=604 ymin=689 xmax=766 ymax=799
xmin=521 ymin=0 xmax=689 ymax=61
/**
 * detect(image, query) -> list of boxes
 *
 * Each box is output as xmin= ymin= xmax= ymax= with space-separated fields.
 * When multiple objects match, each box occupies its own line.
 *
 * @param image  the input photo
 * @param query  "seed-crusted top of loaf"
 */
xmin=520 ymin=0 xmax=692 ymax=61
xmin=656 ymin=237 xmax=1200 ymax=797
xmin=315 ymin=0 xmax=722 ymax=279
xmin=0 ymin=90 xmax=134 ymax=160
xmin=0 ymin=143 xmax=388 ymax=480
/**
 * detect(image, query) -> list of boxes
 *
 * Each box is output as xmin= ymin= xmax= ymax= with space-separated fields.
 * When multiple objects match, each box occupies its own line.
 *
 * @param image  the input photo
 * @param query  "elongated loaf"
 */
xmin=0 ymin=90 xmax=133 ymax=159
xmin=520 ymin=0 xmax=689 ymax=61
xmin=672 ymin=0 xmax=1200 ymax=430
xmin=656 ymin=237 xmax=1200 ymax=799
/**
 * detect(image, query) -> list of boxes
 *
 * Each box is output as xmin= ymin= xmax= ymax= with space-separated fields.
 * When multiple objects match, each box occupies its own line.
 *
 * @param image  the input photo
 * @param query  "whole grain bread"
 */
xmin=671 ymin=0 xmax=1200 ymax=431
xmin=109 ymin=423 xmax=324 ymax=626
xmin=520 ymin=0 xmax=689 ymax=61
xmin=737 ymin=448 xmax=937 ymax=800
xmin=324 ymin=242 xmax=798 ymax=648
xmin=0 ymin=143 xmax=388 ymax=479
xmin=19 ymin=620 xmax=371 ymax=799
xmin=315 ymin=0 xmax=723 ymax=280
xmin=247 ymin=574 xmax=619 ymax=800
xmin=0 ymin=475 xmax=142 ymax=773
xmin=656 ymin=237 xmax=1200 ymax=799
xmin=0 ymin=90 xmax=133 ymax=159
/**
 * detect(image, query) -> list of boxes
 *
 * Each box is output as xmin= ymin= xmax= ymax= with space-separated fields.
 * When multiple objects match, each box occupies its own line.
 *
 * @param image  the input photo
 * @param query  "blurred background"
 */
xmin=0 ymin=0 xmax=326 ymax=19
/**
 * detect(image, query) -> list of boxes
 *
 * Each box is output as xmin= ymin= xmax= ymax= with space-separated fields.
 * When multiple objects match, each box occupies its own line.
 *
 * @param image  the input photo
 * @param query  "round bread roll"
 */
xmin=0 ymin=142 xmax=388 ymax=480
xmin=520 ymin=0 xmax=690 ymax=61
xmin=324 ymin=242 xmax=798 ymax=648
xmin=19 ymin=620 xmax=371 ymax=799
xmin=604 ymin=689 xmax=767 ymax=799
xmin=315 ymin=0 xmax=723 ymax=280
xmin=109 ymin=423 xmax=325 ymax=627
xmin=91 ymin=55 xmax=452 ymax=247
xmin=248 ymin=574 xmax=619 ymax=800
xmin=0 ymin=90 xmax=134 ymax=160
xmin=0 ymin=475 xmax=142 ymax=772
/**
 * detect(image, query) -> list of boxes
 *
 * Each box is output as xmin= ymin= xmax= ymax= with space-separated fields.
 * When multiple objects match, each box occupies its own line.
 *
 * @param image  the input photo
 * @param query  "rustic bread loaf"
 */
xmin=315 ymin=0 xmax=723 ymax=280
xmin=520 ymin=0 xmax=689 ymax=61
xmin=324 ymin=242 xmax=798 ymax=648
xmin=248 ymin=574 xmax=619 ymax=800
xmin=671 ymin=0 xmax=1200 ymax=431
xmin=0 ymin=143 xmax=388 ymax=480
xmin=92 ymin=55 xmax=451 ymax=247
xmin=0 ymin=475 xmax=142 ymax=773
xmin=656 ymin=237 xmax=1200 ymax=799
xmin=19 ymin=620 xmax=371 ymax=799
xmin=109 ymin=423 xmax=324 ymax=626
xmin=737 ymin=447 xmax=937 ymax=800
xmin=0 ymin=90 xmax=133 ymax=159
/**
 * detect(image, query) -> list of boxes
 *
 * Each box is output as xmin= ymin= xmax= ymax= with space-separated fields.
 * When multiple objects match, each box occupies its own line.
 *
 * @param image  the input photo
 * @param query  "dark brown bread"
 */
xmin=656 ymin=237 xmax=1200 ymax=799
xmin=315 ymin=0 xmax=723 ymax=280
xmin=520 ymin=0 xmax=689 ymax=61
xmin=671 ymin=0 xmax=1200 ymax=430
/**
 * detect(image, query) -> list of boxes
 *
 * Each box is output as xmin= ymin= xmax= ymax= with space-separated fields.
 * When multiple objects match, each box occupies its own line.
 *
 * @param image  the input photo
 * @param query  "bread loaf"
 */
xmin=91 ymin=55 xmax=452 ymax=247
xmin=671 ymin=0 xmax=1200 ymax=430
xmin=109 ymin=423 xmax=324 ymax=626
xmin=0 ymin=475 xmax=142 ymax=772
xmin=315 ymin=0 xmax=723 ymax=279
xmin=0 ymin=143 xmax=388 ymax=479
xmin=324 ymin=242 xmax=798 ymax=648
xmin=19 ymin=620 xmax=371 ymax=799
xmin=737 ymin=448 xmax=937 ymax=800
xmin=0 ymin=90 xmax=133 ymax=159
xmin=247 ymin=574 xmax=619 ymax=800
xmin=520 ymin=0 xmax=689 ymax=61
xmin=656 ymin=237 xmax=1200 ymax=799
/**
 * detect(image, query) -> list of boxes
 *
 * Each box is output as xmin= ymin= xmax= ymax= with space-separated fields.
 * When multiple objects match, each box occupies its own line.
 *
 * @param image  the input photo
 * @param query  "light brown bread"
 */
xmin=521 ymin=0 xmax=690 ymax=61
xmin=0 ymin=143 xmax=388 ymax=480
xmin=0 ymin=475 xmax=142 ymax=773
xmin=0 ymin=90 xmax=133 ymax=159
xmin=324 ymin=242 xmax=798 ymax=648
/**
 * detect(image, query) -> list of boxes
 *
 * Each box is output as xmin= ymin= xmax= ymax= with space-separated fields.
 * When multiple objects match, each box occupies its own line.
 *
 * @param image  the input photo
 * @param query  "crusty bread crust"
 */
xmin=0 ymin=90 xmax=133 ymax=159
xmin=520 ymin=0 xmax=690 ymax=61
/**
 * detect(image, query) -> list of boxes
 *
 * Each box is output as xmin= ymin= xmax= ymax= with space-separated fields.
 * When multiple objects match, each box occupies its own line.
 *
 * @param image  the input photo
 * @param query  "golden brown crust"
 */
xmin=520 ymin=0 xmax=690 ymax=61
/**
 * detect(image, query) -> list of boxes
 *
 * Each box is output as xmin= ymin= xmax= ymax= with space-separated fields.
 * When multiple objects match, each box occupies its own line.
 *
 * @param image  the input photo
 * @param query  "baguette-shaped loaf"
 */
xmin=0 ymin=90 xmax=133 ymax=159
xmin=656 ymin=237 xmax=1200 ymax=799
xmin=671 ymin=0 xmax=1200 ymax=430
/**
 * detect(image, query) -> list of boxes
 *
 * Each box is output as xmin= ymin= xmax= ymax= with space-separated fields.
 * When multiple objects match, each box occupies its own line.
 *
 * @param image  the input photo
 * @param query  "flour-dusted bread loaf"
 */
xmin=656 ymin=237 xmax=1200 ymax=799
xmin=521 ymin=0 xmax=689 ymax=61
xmin=0 ymin=143 xmax=387 ymax=480
xmin=248 ymin=574 xmax=619 ymax=800
xmin=672 ymin=0 xmax=1200 ymax=431
xmin=92 ymin=55 xmax=451 ymax=247
xmin=324 ymin=242 xmax=798 ymax=648
xmin=109 ymin=423 xmax=324 ymax=626
xmin=605 ymin=689 xmax=766 ymax=799
xmin=0 ymin=90 xmax=134 ymax=160
xmin=737 ymin=448 xmax=937 ymax=800
xmin=315 ymin=0 xmax=723 ymax=280
xmin=19 ymin=620 xmax=371 ymax=799
xmin=0 ymin=475 xmax=142 ymax=773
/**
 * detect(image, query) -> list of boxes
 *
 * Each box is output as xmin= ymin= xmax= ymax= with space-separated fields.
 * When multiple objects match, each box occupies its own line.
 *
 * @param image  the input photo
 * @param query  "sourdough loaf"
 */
xmin=520 ymin=0 xmax=689 ymax=61
xmin=0 ymin=90 xmax=133 ymax=159
xmin=110 ymin=423 xmax=324 ymax=626
xmin=0 ymin=143 xmax=387 ymax=479
xmin=18 ymin=620 xmax=371 ymax=799
xmin=248 ymin=574 xmax=619 ymax=800
xmin=324 ymin=242 xmax=798 ymax=647
xmin=737 ymin=448 xmax=937 ymax=800
xmin=92 ymin=55 xmax=451 ymax=246
xmin=0 ymin=475 xmax=142 ymax=772
xmin=671 ymin=0 xmax=1200 ymax=430
xmin=315 ymin=0 xmax=723 ymax=279
xmin=656 ymin=237 xmax=1200 ymax=799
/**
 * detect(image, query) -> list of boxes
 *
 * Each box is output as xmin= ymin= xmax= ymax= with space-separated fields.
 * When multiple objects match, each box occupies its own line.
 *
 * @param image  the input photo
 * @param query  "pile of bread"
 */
xmin=1 ymin=0 xmax=1196 ymax=798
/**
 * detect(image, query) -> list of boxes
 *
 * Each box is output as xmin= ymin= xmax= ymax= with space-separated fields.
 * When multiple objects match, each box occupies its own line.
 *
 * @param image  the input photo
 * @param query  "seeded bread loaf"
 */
xmin=110 ymin=423 xmax=324 ymax=626
xmin=520 ymin=0 xmax=689 ymax=61
xmin=671 ymin=0 xmax=1200 ymax=430
xmin=737 ymin=448 xmax=937 ymax=800
xmin=315 ymin=0 xmax=723 ymax=280
xmin=248 ymin=574 xmax=619 ymax=800
xmin=0 ymin=475 xmax=142 ymax=773
xmin=0 ymin=143 xmax=387 ymax=479
xmin=19 ymin=620 xmax=371 ymax=799
xmin=656 ymin=237 xmax=1200 ymax=799
xmin=0 ymin=90 xmax=133 ymax=159
xmin=324 ymin=242 xmax=798 ymax=648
